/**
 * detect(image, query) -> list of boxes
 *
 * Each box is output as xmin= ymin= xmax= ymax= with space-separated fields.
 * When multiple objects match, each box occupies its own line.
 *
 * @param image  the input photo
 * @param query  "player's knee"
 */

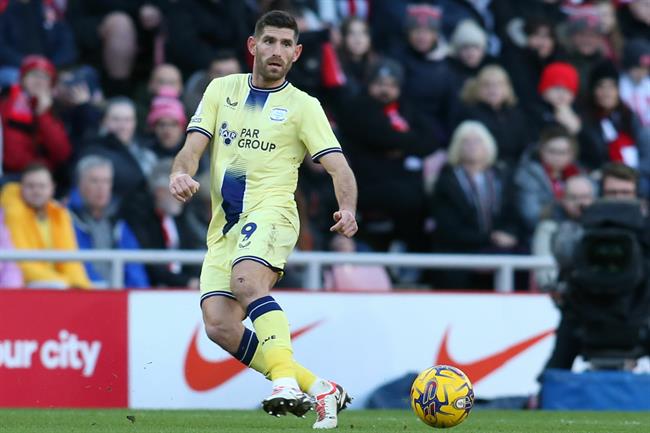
xmin=204 ymin=317 xmax=237 ymax=349
xmin=230 ymin=275 xmax=263 ymax=306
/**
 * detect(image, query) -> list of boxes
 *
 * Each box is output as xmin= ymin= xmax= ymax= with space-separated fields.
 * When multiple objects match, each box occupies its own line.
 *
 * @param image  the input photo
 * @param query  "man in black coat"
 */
xmin=338 ymin=59 xmax=438 ymax=252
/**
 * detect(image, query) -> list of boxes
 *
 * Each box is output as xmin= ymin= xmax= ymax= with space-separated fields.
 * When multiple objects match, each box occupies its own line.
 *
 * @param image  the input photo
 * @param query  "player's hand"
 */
xmin=169 ymin=173 xmax=199 ymax=202
xmin=330 ymin=209 xmax=357 ymax=238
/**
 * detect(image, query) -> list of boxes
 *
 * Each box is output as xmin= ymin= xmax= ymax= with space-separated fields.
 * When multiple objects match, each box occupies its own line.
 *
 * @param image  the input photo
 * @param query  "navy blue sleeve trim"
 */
xmin=311 ymin=147 xmax=343 ymax=163
xmin=187 ymin=126 xmax=213 ymax=139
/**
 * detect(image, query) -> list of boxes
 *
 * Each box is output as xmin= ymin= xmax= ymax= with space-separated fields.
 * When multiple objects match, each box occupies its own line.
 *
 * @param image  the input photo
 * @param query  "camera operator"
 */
xmin=542 ymin=163 xmax=650 ymax=371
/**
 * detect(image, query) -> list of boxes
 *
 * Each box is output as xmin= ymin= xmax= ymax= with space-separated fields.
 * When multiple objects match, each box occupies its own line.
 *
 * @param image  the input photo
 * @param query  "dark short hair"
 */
xmin=539 ymin=123 xmax=578 ymax=154
xmin=254 ymin=10 xmax=299 ymax=40
xmin=21 ymin=162 xmax=51 ymax=180
xmin=524 ymin=16 xmax=554 ymax=37
xmin=602 ymin=162 xmax=639 ymax=184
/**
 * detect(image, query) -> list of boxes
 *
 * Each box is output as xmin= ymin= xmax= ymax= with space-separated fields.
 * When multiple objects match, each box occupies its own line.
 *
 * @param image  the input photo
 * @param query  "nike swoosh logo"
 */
xmin=435 ymin=327 xmax=555 ymax=384
xmin=184 ymin=320 xmax=322 ymax=391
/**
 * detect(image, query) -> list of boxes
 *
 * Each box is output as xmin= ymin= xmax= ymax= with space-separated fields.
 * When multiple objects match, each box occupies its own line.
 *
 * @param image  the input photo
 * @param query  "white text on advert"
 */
xmin=0 ymin=330 xmax=102 ymax=377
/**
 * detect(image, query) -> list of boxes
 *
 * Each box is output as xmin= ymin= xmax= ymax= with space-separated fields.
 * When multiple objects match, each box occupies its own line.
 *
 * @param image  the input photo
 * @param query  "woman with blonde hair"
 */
xmin=430 ymin=120 xmax=519 ymax=289
xmin=457 ymin=64 xmax=532 ymax=168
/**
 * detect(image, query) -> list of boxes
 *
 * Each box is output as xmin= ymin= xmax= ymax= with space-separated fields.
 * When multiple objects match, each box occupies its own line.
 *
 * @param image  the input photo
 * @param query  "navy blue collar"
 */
xmin=248 ymin=74 xmax=289 ymax=93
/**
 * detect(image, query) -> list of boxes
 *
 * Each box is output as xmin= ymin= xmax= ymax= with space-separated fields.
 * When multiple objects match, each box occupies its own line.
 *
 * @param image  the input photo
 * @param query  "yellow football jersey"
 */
xmin=187 ymin=73 xmax=342 ymax=247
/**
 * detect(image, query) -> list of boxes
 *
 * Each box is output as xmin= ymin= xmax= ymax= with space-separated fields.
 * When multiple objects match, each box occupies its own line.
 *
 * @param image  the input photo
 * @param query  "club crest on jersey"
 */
xmin=270 ymin=107 xmax=288 ymax=122
xmin=219 ymin=122 xmax=237 ymax=145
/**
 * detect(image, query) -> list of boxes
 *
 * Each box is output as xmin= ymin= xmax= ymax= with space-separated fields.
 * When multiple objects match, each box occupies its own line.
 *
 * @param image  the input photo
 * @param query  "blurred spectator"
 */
xmin=593 ymin=0 xmax=624 ymax=63
xmin=532 ymin=174 xmax=595 ymax=290
xmin=0 ymin=0 xmax=77 ymax=87
xmin=296 ymin=156 xmax=341 ymax=252
xmin=436 ymin=0 xmax=500 ymax=55
xmin=162 ymin=0 xmax=253 ymax=75
xmin=128 ymin=159 xmax=202 ymax=289
xmin=145 ymin=86 xmax=187 ymax=160
xmin=323 ymin=234 xmax=392 ymax=291
xmin=285 ymin=4 xmax=347 ymax=101
xmin=446 ymin=19 xmax=492 ymax=104
xmin=430 ymin=120 xmax=518 ymax=289
xmin=336 ymin=17 xmax=378 ymax=102
xmin=514 ymin=124 xmax=581 ymax=239
xmin=316 ymin=0 xmax=370 ymax=29
xmin=617 ymin=0 xmax=650 ymax=40
xmin=182 ymin=171 xmax=211 ymax=252
xmin=367 ymin=0 xmax=410 ymax=54
xmin=601 ymin=162 xmax=639 ymax=199
xmin=502 ymin=15 xmax=567 ymax=110
xmin=457 ymin=64 xmax=531 ymax=167
xmin=338 ymin=59 xmax=437 ymax=252
xmin=395 ymin=4 xmax=454 ymax=144
xmin=0 ymin=209 xmax=24 ymax=288
xmin=0 ymin=55 xmax=72 ymax=181
xmin=619 ymin=38 xmax=650 ymax=127
xmin=69 ymin=156 xmax=149 ymax=289
xmin=578 ymin=60 xmax=650 ymax=191
xmin=183 ymin=50 xmax=242 ymax=114
xmin=66 ymin=1 xmax=165 ymax=95
xmin=531 ymin=62 xmax=582 ymax=136
xmin=80 ymin=97 xmax=156 ymax=205
xmin=558 ymin=5 xmax=606 ymax=105
xmin=0 ymin=164 xmax=91 ymax=289
xmin=135 ymin=63 xmax=183 ymax=131
xmin=53 ymin=65 xmax=104 ymax=153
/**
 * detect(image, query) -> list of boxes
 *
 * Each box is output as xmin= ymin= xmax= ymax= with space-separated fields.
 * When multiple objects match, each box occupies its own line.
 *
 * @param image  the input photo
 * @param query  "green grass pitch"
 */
xmin=1 ymin=409 xmax=649 ymax=433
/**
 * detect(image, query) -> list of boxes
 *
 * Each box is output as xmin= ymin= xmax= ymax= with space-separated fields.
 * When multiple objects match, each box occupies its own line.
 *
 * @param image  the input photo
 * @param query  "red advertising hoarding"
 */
xmin=0 ymin=291 xmax=127 ymax=407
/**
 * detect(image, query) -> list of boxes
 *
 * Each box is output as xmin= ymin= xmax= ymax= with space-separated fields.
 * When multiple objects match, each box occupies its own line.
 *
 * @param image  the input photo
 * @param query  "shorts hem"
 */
xmin=232 ymin=255 xmax=283 ymax=273
xmin=200 ymin=290 xmax=237 ymax=307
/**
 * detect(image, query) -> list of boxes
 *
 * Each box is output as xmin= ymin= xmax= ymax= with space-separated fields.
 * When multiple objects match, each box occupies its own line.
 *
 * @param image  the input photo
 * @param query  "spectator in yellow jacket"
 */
xmin=0 ymin=164 xmax=91 ymax=289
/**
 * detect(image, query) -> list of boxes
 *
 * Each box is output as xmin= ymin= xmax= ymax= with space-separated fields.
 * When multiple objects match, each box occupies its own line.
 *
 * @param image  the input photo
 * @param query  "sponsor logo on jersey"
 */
xmin=219 ymin=122 xmax=237 ymax=145
xmin=237 ymin=128 xmax=277 ymax=152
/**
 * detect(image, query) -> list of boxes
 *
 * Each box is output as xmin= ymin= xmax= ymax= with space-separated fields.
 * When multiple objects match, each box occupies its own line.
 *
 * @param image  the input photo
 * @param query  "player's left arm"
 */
xmin=319 ymin=152 xmax=358 ymax=238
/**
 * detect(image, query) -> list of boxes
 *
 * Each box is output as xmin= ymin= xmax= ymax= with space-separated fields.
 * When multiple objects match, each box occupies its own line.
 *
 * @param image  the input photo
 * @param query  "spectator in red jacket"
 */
xmin=1 ymin=55 xmax=72 ymax=180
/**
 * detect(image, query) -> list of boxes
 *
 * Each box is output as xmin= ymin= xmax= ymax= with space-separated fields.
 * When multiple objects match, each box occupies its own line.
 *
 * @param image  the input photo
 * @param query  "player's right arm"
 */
xmin=170 ymin=133 xmax=208 ymax=202
xmin=170 ymin=78 xmax=221 ymax=202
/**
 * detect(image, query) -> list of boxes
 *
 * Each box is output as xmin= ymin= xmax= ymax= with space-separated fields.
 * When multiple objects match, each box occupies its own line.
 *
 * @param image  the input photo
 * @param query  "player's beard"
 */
xmin=257 ymin=56 xmax=293 ymax=83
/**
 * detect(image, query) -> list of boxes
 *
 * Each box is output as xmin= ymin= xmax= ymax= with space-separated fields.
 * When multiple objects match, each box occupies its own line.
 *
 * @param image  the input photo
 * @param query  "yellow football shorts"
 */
xmin=199 ymin=207 xmax=299 ymax=305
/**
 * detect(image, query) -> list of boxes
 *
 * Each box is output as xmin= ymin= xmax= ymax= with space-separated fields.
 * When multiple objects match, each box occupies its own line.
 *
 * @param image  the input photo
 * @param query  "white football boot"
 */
xmin=312 ymin=381 xmax=352 ymax=429
xmin=262 ymin=385 xmax=313 ymax=417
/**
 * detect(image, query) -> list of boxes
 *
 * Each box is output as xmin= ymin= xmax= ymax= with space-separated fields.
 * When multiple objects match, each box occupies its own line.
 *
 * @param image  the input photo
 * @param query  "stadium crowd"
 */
xmin=0 ymin=0 xmax=649 ymax=290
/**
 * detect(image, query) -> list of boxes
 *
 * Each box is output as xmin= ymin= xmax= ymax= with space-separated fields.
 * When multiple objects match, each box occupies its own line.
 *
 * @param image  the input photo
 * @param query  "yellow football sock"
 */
xmin=248 ymin=346 xmax=317 ymax=392
xmin=248 ymin=296 xmax=295 ymax=380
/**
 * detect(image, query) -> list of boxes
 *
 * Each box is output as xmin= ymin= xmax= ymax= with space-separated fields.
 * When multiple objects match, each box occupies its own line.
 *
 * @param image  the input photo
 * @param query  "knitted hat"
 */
xmin=20 ymin=55 xmax=57 ymax=83
xmin=538 ymin=62 xmax=580 ymax=96
xmin=451 ymin=19 xmax=487 ymax=51
xmin=406 ymin=4 xmax=442 ymax=31
xmin=622 ymin=38 xmax=650 ymax=69
xmin=147 ymin=86 xmax=187 ymax=128
xmin=367 ymin=59 xmax=404 ymax=86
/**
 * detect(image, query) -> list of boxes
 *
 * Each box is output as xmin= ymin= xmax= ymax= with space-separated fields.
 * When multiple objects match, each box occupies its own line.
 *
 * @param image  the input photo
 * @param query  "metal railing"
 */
xmin=0 ymin=249 xmax=556 ymax=292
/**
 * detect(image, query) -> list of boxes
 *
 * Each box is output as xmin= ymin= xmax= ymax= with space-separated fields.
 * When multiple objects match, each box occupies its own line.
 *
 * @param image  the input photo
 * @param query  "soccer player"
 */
xmin=169 ymin=10 xmax=358 ymax=430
